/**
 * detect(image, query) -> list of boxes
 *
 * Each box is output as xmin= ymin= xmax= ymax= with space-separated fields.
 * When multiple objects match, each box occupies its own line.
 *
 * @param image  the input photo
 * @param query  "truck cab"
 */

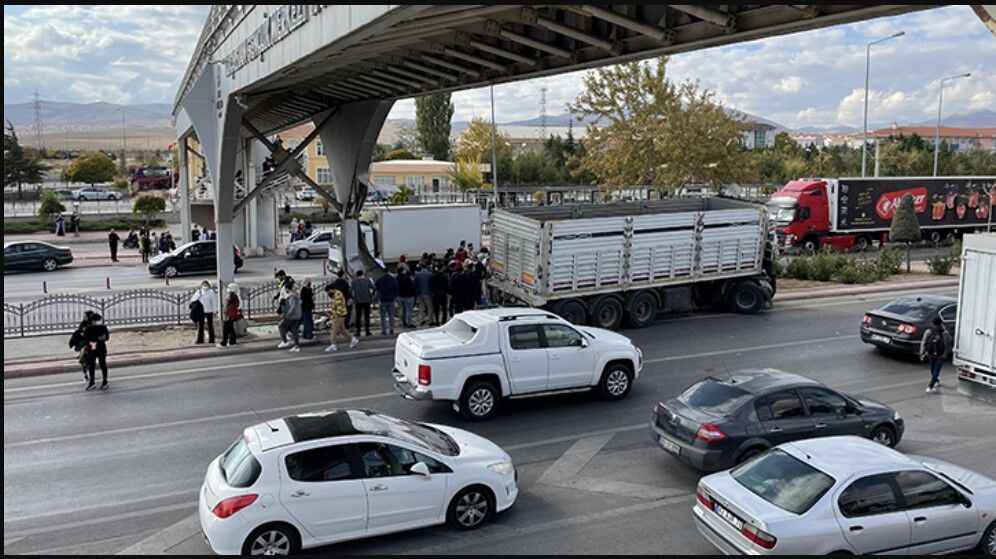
xmin=767 ymin=180 xmax=831 ymax=251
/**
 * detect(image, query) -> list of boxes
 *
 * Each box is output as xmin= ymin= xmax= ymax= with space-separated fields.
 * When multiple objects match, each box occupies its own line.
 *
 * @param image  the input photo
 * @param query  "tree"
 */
xmin=37 ymin=190 xmax=65 ymax=225
xmin=889 ymin=193 xmax=921 ymax=273
xmin=371 ymin=143 xmax=391 ymax=163
xmin=393 ymin=124 xmax=420 ymax=155
xmin=454 ymin=117 xmax=513 ymax=184
xmin=567 ymin=56 xmax=751 ymax=194
xmin=448 ymin=156 xmax=486 ymax=192
xmin=4 ymin=120 xmax=50 ymax=199
xmin=415 ymin=93 xmax=454 ymax=161
xmin=388 ymin=185 xmax=414 ymax=205
xmin=132 ymin=194 xmax=166 ymax=226
xmin=64 ymin=152 xmax=117 ymax=186
xmin=384 ymin=147 xmax=416 ymax=161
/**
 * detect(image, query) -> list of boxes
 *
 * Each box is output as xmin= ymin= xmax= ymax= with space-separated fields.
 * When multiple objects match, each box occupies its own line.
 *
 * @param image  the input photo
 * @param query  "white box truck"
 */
xmin=953 ymin=233 xmax=996 ymax=404
xmin=328 ymin=203 xmax=482 ymax=268
xmin=487 ymin=198 xmax=777 ymax=329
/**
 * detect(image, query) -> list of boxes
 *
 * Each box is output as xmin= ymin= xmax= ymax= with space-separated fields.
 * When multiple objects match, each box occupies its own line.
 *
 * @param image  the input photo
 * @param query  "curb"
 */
xmin=774 ymin=277 xmax=959 ymax=302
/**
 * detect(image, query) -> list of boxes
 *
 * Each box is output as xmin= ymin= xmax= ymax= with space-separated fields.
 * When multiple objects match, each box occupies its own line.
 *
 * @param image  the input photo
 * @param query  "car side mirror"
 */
xmin=410 ymin=462 xmax=430 ymax=478
xmin=578 ymin=338 xmax=589 ymax=348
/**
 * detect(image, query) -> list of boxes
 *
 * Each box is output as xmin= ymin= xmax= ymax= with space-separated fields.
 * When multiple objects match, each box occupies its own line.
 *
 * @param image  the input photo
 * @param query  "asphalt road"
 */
xmin=4 ymin=286 xmax=994 ymax=555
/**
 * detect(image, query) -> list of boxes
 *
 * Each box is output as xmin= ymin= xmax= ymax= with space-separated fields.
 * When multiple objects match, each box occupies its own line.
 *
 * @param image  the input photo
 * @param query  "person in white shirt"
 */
xmin=191 ymin=280 xmax=219 ymax=344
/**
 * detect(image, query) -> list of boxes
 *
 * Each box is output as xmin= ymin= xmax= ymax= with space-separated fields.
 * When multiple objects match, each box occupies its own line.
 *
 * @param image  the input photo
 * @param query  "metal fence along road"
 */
xmin=3 ymin=279 xmax=341 ymax=338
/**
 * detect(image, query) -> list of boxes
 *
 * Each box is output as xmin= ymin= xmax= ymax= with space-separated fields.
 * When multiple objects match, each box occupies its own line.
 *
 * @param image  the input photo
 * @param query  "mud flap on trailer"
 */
xmin=758 ymin=278 xmax=775 ymax=309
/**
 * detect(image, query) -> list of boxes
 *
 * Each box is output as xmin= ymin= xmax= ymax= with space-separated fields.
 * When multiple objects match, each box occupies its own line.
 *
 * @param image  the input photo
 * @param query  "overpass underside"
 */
xmin=172 ymin=4 xmax=934 ymax=285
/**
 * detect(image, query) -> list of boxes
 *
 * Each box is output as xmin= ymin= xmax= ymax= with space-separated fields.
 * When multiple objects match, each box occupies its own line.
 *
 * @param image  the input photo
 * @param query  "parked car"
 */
xmin=198 ymin=409 xmax=518 ymax=555
xmin=392 ymin=308 xmax=643 ymax=421
xmin=71 ymin=187 xmax=118 ymax=201
xmin=295 ymin=187 xmax=315 ymax=201
xmin=650 ymin=369 xmax=903 ymax=472
xmin=285 ymin=230 xmax=332 ymax=259
xmin=3 ymin=241 xmax=73 ymax=272
xmin=693 ymin=436 xmax=996 ymax=555
xmin=147 ymin=240 xmax=243 ymax=277
xmin=860 ymin=294 xmax=957 ymax=357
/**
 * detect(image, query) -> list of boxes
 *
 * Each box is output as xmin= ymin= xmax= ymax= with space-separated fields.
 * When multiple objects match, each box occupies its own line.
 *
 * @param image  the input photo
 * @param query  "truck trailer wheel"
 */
xmin=590 ymin=296 xmax=623 ymax=330
xmin=552 ymin=298 xmax=588 ymax=326
xmin=625 ymin=291 xmax=657 ymax=328
xmin=801 ymin=235 xmax=819 ymax=253
xmin=727 ymin=282 xmax=766 ymax=314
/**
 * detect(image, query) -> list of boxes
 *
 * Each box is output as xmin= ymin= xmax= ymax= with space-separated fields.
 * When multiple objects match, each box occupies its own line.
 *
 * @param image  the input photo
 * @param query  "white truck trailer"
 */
xmin=328 ymin=203 xmax=481 ymax=268
xmin=953 ymin=233 xmax=996 ymax=404
xmin=487 ymin=198 xmax=777 ymax=329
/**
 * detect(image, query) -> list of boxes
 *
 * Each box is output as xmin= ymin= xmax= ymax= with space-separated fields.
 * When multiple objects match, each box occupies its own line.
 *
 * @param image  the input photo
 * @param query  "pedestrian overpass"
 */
xmin=172 ymin=4 xmax=939 ymax=288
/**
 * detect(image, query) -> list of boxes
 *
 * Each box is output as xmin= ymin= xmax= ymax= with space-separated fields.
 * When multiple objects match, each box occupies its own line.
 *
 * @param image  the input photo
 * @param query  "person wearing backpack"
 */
xmin=919 ymin=317 xmax=952 ymax=393
xmin=69 ymin=311 xmax=95 ymax=383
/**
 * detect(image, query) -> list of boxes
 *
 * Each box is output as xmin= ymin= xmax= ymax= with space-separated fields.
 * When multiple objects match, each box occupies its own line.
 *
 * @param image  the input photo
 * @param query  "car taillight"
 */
xmin=897 ymin=323 xmax=917 ymax=334
xmin=418 ymin=364 xmax=431 ymax=386
xmin=862 ymin=315 xmax=872 ymax=324
xmin=742 ymin=523 xmax=777 ymax=550
xmin=695 ymin=423 xmax=728 ymax=442
xmin=695 ymin=486 xmax=712 ymax=509
xmin=652 ymin=401 xmax=661 ymax=418
xmin=211 ymin=494 xmax=258 ymax=519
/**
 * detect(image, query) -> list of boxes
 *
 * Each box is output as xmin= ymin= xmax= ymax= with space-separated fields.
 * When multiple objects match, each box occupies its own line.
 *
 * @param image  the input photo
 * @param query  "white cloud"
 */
xmin=773 ymin=76 xmax=803 ymax=93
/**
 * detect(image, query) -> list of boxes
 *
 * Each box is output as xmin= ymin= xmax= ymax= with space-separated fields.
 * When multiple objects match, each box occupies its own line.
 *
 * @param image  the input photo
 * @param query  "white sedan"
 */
xmin=199 ymin=409 xmax=518 ymax=555
xmin=693 ymin=436 xmax=996 ymax=556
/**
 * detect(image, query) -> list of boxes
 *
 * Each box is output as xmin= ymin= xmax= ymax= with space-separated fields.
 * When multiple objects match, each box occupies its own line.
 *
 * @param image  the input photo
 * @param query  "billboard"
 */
xmin=836 ymin=177 xmax=995 ymax=231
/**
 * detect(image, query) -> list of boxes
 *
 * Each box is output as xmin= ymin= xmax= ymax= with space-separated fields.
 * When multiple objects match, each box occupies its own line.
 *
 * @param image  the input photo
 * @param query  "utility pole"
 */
xmin=120 ymin=107 xmax=128 ymax=175
xmin=933 ymin=72 xmax=971 ymax=176
xmin=490 ymin=84 xmax=499 ymax=210
xmin=540 ymin=87 xmax=548 ymax=139
xmin=861 ymin=31 xmax=904 ymax=177
xmin=32 ymin=89 xmax=44 ymax=151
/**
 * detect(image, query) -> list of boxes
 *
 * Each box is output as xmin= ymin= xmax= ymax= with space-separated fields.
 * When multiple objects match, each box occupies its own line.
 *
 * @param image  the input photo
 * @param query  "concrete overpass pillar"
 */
xmin=315 ymin=100 xmax=394 ymax=277
xmin=178 ymin=136 xmax=192 ymax=244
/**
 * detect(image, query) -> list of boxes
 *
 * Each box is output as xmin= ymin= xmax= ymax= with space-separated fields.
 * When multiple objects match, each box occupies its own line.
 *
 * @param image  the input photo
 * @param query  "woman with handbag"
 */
xmin=84 ymin=313 xmax=110 ymax=391
xmin=218 ymin=283 xmax=242 ymax=348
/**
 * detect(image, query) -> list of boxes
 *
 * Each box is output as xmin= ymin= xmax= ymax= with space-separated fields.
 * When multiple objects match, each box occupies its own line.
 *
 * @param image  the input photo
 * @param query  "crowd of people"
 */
xmin=287 ymin=218 xmax=314 ymax=242
xmin=109 ymin=227 xmax=178 ymax=263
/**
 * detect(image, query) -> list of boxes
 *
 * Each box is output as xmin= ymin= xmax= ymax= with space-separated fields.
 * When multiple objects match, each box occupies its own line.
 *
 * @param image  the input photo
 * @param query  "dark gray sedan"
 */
xmin=860 ymin=293 xmax=957 ymax=357
xmin=3 ymin=241 xmax=74 ymax=272
xmin=650 ymin=369 xmax=904 ymax=472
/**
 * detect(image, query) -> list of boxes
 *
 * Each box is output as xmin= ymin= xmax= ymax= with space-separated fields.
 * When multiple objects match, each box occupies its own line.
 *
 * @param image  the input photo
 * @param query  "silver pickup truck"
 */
xmin=392 ymin=308 xmax=643 ymax=421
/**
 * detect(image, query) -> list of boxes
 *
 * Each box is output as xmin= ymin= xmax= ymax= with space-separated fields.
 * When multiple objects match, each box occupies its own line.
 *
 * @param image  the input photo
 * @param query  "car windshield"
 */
xmin=220 ymin=436 xmax=262 ymax=488
xmin=766 ymin=200 xmax=797 ymax=225
xmin=881 ymin=298 xmax=938 ymax=320
xmin=731 ymin=448 xmax=835 ymax=514
xmin=678 ymin=379 xmax=752 ymax=416
xmin=347 ymin=411 xmax=459 ymax=456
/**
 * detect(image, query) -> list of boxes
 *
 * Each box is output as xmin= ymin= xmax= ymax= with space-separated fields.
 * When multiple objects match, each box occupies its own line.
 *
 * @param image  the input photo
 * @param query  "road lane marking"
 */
xmin=3 ymin=345 xmax=396 ymax=394
xmin=643 ymin=334 xmax=853 ymax=364
xmin=2 ymin=501 xmax=197 ymax=539
xmin=505 ymin=424 xmax=646 ymax=452
xmin=537 ymin=434 xmax=613 ymax=485
xmin=115 ymin=513 xmax=202 ymax=555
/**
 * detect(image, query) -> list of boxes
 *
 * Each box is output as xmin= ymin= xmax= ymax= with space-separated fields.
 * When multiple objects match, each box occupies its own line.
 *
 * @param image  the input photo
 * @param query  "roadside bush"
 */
xmin=4 ymin=221 xmax=40 ymax=234
xmin=5 ymin=217 xmax=166 ymax=234
xmin=112 ymin=178 xmax=129 ymax=189
xmin=278 ymin=210 xmax=340 ymax=225
xmin=808 ymin=248 xmax=852 ymax=282
xmin=784 ymin=257 xmax=811 ymax=279
xmin=837 ymin=261 xmax=882 ymax=284
xmin=774 ymin=259 xmax=787 ymax=278
xmin=875 ymin=246 xmax=902 ymax=277
xmin=926 ymin=256 xmax=954 ymax=275
xmin=950 ymin=239 xmax=963 ymax=264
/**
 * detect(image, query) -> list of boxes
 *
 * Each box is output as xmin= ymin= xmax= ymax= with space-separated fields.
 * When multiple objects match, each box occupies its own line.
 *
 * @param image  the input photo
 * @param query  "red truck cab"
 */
xmin=768 ymin=179 xmax=873 ymax=251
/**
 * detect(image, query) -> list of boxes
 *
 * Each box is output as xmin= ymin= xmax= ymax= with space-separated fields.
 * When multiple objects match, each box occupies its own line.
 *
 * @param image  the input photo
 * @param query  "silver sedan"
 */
xmin=285 ymin=230 xmax=332 ymax=259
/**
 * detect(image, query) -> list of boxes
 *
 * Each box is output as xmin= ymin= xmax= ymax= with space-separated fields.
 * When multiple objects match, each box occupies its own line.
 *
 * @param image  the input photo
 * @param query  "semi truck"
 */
xmin=327 ymin=203 xmax=481 ymax=268
xmin=953 ymin=233 xmax=996 ymax=404
xmin=768 ymin=176 xmax=995 ymax=251
xmin=487 ymin=198 xmax=776 ymax=329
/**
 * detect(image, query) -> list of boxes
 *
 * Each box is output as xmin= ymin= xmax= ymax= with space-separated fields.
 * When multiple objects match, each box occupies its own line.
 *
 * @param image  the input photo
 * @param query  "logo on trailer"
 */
xmin=875 ymin=187 xmax=928 ymax=219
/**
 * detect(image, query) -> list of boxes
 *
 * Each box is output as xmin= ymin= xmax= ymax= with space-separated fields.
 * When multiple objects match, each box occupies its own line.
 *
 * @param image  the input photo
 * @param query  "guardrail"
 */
xmin=3 ymin=279 xmax=340 ymax=338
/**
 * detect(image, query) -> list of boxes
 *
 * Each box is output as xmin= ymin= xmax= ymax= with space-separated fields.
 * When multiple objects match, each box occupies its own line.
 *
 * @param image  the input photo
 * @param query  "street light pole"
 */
xmin=490 ymin=84 xmax=499 ymax=210
xmin=861 ymin=31 xmax=904 ymax=177
xmin=933 ymin=72 xmax=971 ymax=176
xmin=119 ymin=108 xmax=128 ymax=174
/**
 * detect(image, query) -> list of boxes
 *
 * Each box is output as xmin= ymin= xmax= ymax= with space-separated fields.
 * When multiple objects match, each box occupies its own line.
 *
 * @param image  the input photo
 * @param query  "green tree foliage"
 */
xmin=567 ymin=56 xmax=752 ymax=194
xmin=889 ymin=193 xmax=921 ymax=272
xmin=4 ymin=121 xmax=50 ymax=199
xmin=414 ymin=93 xmax=454 ymax=161
xmin=388 ymin=185 xmax=414 ymax=205
xmin=448 ymin=157 xmax=486 ymax=192
xmin=393 ymin=124 xmax=420 ymax=155
xmin=371 ymin=143 xmax=391 ymax=163
xmin=384 ymin=147 xmax=416 ymax=161
xmin=455 ymin=117 xmax=513 ymax=184
xmin=37 ymin=190 xmax=66 ymax=224
xmin=64 ymin=152 xmax=117 ymax=186
xmin=132 ymin=194 xmax=166 ymax=226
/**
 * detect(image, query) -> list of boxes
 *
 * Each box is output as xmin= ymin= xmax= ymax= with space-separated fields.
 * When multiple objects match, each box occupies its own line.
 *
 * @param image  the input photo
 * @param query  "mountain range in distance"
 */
xmin=4 ymin=101 xmax=993 ymax=135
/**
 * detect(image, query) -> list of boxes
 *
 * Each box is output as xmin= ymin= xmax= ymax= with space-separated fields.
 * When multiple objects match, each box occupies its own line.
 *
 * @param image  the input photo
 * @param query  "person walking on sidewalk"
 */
xmin=375 ymin=268 xmax=399 ymax=335
xmin=920 ymin=317 xmax=952 ymax=393
xmin=139 ymin=232 xmax=151 ymax=263
xmin=397 ymin=264 xmax=417 ymax=328
xmin=191 ymin=280 xmax=218 ymax=344
xmin=300 ymin=277 xmax=316 ymax=342
xmin=218 ymin=283 xmax=241 ymax=348
xmin=107 ymin=229 xmax=120 ymax=262
xmin=277 ymin=280 xmax=303 ymax=352
xmin=351 ymin=270 xmax=375 ymax=337
xmin=324 ymin=284 xmax=359 ymax=352
xmin=83 ymin=313 xmax=110 ymax=391
xmin=329 ymin=268 xmax=353 ymax=329
xmin=69 ymin=310 xmax=96 ymax=383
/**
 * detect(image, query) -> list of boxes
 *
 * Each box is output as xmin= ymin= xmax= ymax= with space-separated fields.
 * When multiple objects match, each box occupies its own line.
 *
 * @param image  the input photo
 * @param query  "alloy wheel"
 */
xmin=249 ymin=530 xmax=290 ymax=556
xmin=986 ymin=525 xmax=995 ymax=555
xmin=455 ymin=491 xmax=489 ymax=527
xmin=872 ymin=428 xmax=893 ymax=447
xmin=43 ymin=258 xmax=58 ymax=271
xmin=468 ymin=388 xmax=494 ymax=417
xmin=606 ymin=370 xmax=629 ymax=396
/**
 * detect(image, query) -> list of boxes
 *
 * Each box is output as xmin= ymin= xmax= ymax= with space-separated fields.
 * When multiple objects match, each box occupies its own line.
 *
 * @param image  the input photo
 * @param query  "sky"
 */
xmin=3 ymin=5 xmax=994 ymax=129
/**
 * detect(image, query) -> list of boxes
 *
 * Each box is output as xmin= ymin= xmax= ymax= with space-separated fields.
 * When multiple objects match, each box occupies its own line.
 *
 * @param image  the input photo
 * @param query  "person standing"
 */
xmin=108 ymin=229 xmax=120 ymax=262
xmin=415 ymin=263 xmax=433 ymax=326
xmin=430 ymin=262 xmax=450 ymax=326
xmin=397 ymin=265 xmax=416 ymax=328
xmin=200 ymin=228 xmax=210 ymax=241
xmin=139 ymin=232 xmax=151 ymax=263
xmin=350 ymin=270 xmax=375 ymax=337
xmin=218 ymin=283 xmax=241 ymax=348
xmin=324 ymin=284 xmax=359 ymax=352
xmin=54 ymin=214 xmax=66 ymax=236
xmin=71 ymin=212 xmax=81 ymax=237
xmin=277 ymin=281 xmax=303 ymax=352
xmin=301 ymin=277 xmax=316 ymax=341
xmin=69 ymin=310 xmax=95 ymax=383
xmin=283 ymin=196 xmax=292 ymax=215
xmin=289 ymin=217 xmax=300 ymax=242
xmin=375 ymin=268 xmax=399 ymax=335
xmin=83 ymin=313 xmax=110 ymax=391
xmin=150 ymin=231 xmax=159 ymax=256
xmin=191 ymin=280 xmax=218 ymax=344
xmin=191 ymin=224 xmax=200 ymax=242
xmin=920 ymin=317 xmax=952 ymax=393
xmin=330 ymin=268 xmax=353 ymax=329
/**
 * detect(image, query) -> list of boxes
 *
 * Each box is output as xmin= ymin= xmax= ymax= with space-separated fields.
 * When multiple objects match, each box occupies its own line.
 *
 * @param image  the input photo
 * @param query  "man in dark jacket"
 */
xmin=84 ymin=313 xmax=110 ymax=391
xmin=108 ymin=229 xmax=120 ymax=262
xmin=375 ymin=269 xmax=399 ymax=335
xmin=397 ymin=265 xmax=417 ymax=328
xmin=429 ymin=263 xmax=450 ymax=326
xmin=351 ymin=270 xmax=375 ymax=337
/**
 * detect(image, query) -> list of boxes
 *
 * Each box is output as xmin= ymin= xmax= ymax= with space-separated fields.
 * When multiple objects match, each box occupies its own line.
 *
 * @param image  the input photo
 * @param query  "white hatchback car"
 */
xmin=694 ymin=436 xmax=996 ymax=556
xmin=199 ymin=409 xmax=518 ymax=555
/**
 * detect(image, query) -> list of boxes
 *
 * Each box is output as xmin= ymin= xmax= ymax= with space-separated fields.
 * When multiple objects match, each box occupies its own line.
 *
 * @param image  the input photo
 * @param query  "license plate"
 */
xmin=713 ymin=502 xmax=744 ymax=530
xmin=659 ymin=435 xmax=680 ymax=455
xmin=870 ymin=334 xmax=892 ymax=344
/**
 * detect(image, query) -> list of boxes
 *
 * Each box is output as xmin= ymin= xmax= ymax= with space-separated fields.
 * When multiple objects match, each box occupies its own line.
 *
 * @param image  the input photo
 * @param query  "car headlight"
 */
xmin=893 ymin=410 xmax=902 ymax=421
xmin=488 ymin=461 xmax=514 ymax=476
